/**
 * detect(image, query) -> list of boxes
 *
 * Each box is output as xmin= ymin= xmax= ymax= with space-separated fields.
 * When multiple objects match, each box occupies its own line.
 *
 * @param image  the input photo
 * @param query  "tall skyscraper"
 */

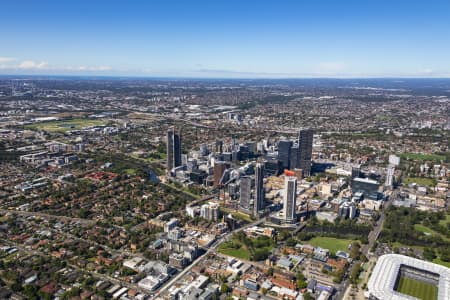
xmin=173 ymin=130 xmax=182 ymax=167
xmin=213 ymin=161 xmax=229 ymax=187
xmin=239 ymin=176 xmax=252 ymax=210
xmin=167 ymin=128 xmax=174 ymax=171
xmin=289 ymin=144 xmax=300 ymax=169
xmin=254 ymin=163 xmax=265 ymax=216
xmin=278 ymin=140 xmax=293 ymax=170
xmin=283 ymin=176 xmax=297 ymax=222
xmin=166 ymin=127 xmax=182 ymax=171
xmin=298 ymin=129 xmax=313 ymax=177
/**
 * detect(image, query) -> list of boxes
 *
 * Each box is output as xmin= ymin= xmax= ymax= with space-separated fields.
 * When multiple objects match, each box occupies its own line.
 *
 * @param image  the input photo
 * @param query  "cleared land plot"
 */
xmin=396 ymin=276 xmax=437 ymax=300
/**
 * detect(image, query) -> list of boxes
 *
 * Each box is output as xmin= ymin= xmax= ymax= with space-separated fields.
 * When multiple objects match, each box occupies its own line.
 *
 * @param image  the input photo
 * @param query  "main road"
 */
xmin=155 ymin=218 xmax=266 ymax=297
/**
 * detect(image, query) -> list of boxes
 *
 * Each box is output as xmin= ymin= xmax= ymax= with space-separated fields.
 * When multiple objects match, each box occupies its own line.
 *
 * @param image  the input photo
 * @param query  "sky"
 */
xmin=1 ymin=0 xmax=450 ymax=78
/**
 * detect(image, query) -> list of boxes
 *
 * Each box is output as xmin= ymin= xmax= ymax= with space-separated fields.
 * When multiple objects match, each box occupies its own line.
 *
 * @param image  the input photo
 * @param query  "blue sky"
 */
xmin=1 ymin=0 xmax=450 ymax=77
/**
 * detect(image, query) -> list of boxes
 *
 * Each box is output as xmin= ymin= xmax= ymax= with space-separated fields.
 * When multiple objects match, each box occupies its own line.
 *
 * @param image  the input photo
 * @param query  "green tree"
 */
xmin=220 ymin=283 xmax=229 ymax=294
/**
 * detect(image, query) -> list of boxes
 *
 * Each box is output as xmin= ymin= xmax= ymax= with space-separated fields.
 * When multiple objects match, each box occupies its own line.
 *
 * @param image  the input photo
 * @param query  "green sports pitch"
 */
xmin=396 ymin=276 xmax=438 ymax=300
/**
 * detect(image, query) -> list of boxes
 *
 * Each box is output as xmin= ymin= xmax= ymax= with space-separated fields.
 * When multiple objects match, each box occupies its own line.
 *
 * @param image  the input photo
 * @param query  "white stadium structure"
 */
xmin=367 ymin=254 xmax=450 ymax=300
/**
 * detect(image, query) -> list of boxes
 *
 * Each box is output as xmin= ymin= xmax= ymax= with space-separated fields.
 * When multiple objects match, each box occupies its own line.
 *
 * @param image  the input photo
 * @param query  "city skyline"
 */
xmin=1 ymin=0 xmax=450 ymax=78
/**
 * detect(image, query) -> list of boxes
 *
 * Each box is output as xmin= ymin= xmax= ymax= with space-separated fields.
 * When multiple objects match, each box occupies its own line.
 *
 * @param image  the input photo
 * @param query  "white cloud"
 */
xmin=0 ymin=57 xmax=16 ymax=63
xmin=66 ymin=65 xmax=112 ymax=71
xmin=0 ymin=58 xmax=112 ymax=73
xmin=18 ymin=60 xmax=48 ymax=69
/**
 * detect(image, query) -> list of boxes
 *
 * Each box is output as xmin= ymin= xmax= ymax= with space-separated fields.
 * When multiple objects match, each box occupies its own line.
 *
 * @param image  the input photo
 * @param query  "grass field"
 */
xmin=305 ymin=237 xmax=355 ymax=254
xmin=439 ymin=214 xmax=450 ymax=227
xmin=404 ymin=177 xmax=437 ymax=187
xmin=125 ymin=168 xmax=137 ymax=175
xmin=414 ymin=224 xmax=450 ymax=242
xmin=400 ymin=152 xmax=445 ymax=162
xmin=414 ymin=224 xmax=434 ymax=234
xmin=396 ymin=276 xmax=437 ymax=300
xmin=25 ymin=118 xmax=107 ymax=132
xmin=218 ymin=234 xmax=274 ymax=261
xmin=217 ymin=245 xmax=250 ymax=260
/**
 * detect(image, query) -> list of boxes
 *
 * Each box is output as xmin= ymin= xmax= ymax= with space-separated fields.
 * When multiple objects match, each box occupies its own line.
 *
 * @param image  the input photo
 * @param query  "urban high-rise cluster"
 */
xmin=277 ymin=129 xmax=314 ymax=177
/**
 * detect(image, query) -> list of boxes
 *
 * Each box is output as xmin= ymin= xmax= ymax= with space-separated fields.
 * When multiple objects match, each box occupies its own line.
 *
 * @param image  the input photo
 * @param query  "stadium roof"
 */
xmin=368 ymin=254 xmax=450 ymax=300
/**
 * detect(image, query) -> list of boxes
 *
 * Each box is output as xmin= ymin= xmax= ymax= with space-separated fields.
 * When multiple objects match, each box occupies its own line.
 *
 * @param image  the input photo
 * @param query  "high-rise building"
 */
xmin=264 ymin=156 xmax=282 ymax=176
xmin=351 ymin=166 xmax=361 ymax=179
xmin=278 ymin=140 xmax=293 ymax=170
xmin=283 ymin=176 xmax=297 ymax=221
xmin=213 ymin=161 xmax=229 ymax=187
xmin=166 ymin=127 xmax=182 ymax=171
xmin=240 ymin=176 xmax=252 ymax=210
xmin=385 ymin=165 xmax=395 ymax=187
xmin=298 ymin=129 xmax=313 ymax=177
xmin=167 ymin=128 xmax=174 ymax=171
xmin=289 ymin=144 xmax=300 ymax=169
xmin=173 ymin=130 xmax=182 ymax=167
xmin=254 ymin=163 xmax=265 ymax=216
xmin=388 ymin=154 xmax=400 ymax=166
xmin=352 ymin=177 xmax=379 ymax=200
xmin=200 ymin=202 xmax=220 ymax=221
xmin=215 ymin=140 xmax=223 ymax=153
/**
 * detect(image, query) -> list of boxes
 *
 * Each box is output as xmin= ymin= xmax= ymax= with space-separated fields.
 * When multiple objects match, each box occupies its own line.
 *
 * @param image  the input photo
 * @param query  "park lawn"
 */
xmin=414 ymin=224 xmax=450 ymax=242
xmin=400 ymin=152 xmax=445 ymax=162
xmin=218 ymin=235 xmax=274 ymax=261
xmin=129 ymin=152 xmax=166 ymax=163
xmin=125 ymin=168 xmax=137 ymax=175
xmin=305 ymin=237 xmax=355 ymax=254
xmin=439 ymin=214 xmax=450 ymax=227
xmin=25 ymin=118 xmax=107 ymax=132
xmin=404 ymin=177 xmax=436 ymax=187
xmin=414 ymin=224 xmax=434 ymax=234
xmin=396 ymin=276 xmax=437 ymax=300
xmin=392 ymin=242 xmax=424 ymax=251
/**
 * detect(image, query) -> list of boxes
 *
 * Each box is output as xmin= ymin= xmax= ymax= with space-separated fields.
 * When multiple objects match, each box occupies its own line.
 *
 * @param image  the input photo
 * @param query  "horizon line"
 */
xmin=1 ymin=74 xmax=450 ymax=80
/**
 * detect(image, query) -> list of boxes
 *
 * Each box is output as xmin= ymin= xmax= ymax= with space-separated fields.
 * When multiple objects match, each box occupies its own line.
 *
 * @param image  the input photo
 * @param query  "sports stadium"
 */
xmin=367 ymin=254 xmax=450 ymax=300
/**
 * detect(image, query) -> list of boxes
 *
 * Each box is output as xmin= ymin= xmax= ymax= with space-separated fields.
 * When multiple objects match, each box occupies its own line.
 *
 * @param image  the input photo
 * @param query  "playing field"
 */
xmin=400 ymin=152 xmax=445 ymax=162
xmin=306 ymin=237 xmax=355 ymax=254
xmin=396 ymin=276 xmax=438 ymax=300
xmin=25 ymin=118 xmax=107 ymax=132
